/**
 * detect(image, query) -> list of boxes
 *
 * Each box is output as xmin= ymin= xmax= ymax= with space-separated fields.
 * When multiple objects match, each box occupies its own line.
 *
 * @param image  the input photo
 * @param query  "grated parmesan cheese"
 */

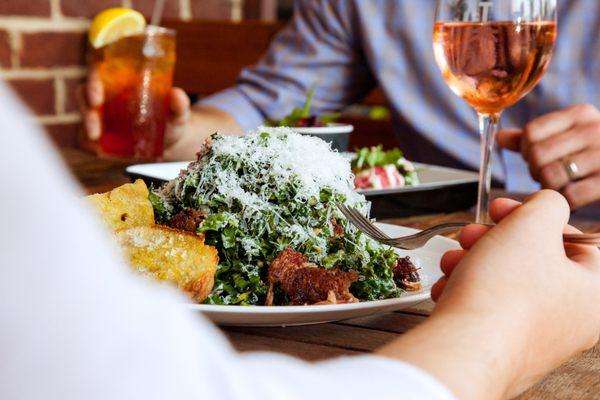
xmin=206 ymin=127 xmax=363 ymax=206
xmin=172 ymin=127 xmax=366 ymax=212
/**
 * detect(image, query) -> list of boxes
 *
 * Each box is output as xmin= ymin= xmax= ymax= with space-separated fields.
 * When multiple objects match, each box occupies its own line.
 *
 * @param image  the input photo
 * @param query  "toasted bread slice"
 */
xmin=87 ymin=180 xmax=154 ymax=231
xmin=116 ymin=226 xmax=218 ymax=302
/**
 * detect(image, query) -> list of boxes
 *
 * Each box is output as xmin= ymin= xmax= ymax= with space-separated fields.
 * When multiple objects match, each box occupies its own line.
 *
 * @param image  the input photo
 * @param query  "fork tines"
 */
xmin=336 ymin=203 xmax=391 ymax=241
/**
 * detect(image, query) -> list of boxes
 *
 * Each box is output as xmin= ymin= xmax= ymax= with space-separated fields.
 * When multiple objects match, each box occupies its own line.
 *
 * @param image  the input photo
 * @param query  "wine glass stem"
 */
xmin=476 ymin=112 xmax=501 ymax=223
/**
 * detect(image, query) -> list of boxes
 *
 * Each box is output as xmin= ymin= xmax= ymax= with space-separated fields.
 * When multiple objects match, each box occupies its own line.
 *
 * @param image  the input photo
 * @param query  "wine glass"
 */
xmin=433 ymin=0 xmax=557 ymax=222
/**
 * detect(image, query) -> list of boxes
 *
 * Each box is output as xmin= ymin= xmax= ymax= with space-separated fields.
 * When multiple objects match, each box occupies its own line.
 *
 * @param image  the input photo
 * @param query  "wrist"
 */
xmin=380 ymin=310 xmax=526 ymax=400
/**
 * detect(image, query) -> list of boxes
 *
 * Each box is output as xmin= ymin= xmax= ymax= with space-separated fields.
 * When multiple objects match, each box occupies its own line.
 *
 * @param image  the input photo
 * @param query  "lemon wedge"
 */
xmin=89 ymin=8 xmax=146 ymax=49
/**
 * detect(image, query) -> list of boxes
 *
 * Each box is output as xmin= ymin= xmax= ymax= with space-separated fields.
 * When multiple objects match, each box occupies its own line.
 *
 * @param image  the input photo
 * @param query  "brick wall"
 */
xmin=0 ymin=0 xmax=252 ymax=147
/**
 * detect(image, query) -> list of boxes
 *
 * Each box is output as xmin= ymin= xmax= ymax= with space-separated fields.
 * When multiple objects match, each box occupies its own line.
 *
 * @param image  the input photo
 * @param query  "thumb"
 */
xmin=164 ymin=88 xmax=190 ymax=148
xmin=500 ymin=190 xmax=570 ymax=248
xmin=497 ymin=128 xmax=523 ymax=152
xmin=458 ymin=198 xmax=523 ymax=250
xmin=170 ymin=87 xmax=191 ymax=126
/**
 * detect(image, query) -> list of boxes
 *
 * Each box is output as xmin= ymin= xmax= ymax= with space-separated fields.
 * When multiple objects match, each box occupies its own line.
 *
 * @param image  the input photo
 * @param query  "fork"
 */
xmin=337 ymin=204 xmax=600 ymax=250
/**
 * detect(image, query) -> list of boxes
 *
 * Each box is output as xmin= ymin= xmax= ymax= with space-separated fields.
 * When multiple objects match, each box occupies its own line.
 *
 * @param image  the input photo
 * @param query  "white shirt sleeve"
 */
xmin=0 ymin=83 xmax=455 ymax=400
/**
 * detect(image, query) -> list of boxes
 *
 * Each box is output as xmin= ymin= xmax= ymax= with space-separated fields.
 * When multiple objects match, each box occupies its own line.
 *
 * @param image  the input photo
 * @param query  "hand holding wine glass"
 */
xmin=433 ymin=0 xmax=557 ymax=222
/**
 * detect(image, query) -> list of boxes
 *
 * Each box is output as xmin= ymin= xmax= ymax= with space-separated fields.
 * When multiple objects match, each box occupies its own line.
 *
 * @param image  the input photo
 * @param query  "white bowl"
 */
xmin=290 ymin=123 xmax=354 ymax=151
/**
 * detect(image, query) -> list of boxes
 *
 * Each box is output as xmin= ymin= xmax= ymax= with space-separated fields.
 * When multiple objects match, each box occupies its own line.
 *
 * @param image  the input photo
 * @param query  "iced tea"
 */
xmin=92 ymin=26 xmax=176 ymax=160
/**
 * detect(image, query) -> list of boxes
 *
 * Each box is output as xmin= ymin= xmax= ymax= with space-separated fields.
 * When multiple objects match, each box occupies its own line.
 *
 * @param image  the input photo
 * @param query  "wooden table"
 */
xmin=63 ymin=148 xmax=600 ymax=400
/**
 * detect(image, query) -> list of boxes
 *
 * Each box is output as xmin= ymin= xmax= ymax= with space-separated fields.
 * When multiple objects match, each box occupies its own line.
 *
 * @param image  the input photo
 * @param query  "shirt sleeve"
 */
xmin=0 ymin=83 xmax=453 ymax=400
xmin=199 ymin=0 xmax=376 ymax=131
xmin=231 ymin=353 xmax=456 ymax=400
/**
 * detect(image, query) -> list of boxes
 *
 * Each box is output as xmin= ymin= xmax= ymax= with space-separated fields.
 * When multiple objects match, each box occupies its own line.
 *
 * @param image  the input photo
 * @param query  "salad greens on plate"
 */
xmin=150 ymin=128 xmax=411 ymax=305
xmin=352 ymin=145 xmax=420 ymax=189
xmin=267 ymin=86 xmax=339 ymax=127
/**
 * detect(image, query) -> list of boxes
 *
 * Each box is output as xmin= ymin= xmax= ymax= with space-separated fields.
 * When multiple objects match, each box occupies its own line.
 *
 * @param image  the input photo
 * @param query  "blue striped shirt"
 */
xmin=201 ymin=0 xmax=600 ymax=193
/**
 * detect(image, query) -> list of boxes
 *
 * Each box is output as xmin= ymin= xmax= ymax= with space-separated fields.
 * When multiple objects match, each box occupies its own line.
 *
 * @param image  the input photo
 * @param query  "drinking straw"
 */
xmin=151 ymin=0 xmax=166 ymax=26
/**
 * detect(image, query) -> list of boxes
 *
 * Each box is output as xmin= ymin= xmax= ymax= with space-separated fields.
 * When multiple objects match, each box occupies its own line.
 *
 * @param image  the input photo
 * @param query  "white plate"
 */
xmin=187 ymin=223 xmax=458 ymax=327
xmin=291 ymin=123 xmax=354 ymax=135
xmin=126 ymin=161 xmax=478 ymax=194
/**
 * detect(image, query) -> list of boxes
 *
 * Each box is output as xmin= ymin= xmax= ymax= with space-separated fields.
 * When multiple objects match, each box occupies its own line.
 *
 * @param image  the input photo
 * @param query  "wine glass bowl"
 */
xmin=433 ymin=21 xmax=556 ymax=114
xmin=433 ymin=0 xmax=557 ymax=222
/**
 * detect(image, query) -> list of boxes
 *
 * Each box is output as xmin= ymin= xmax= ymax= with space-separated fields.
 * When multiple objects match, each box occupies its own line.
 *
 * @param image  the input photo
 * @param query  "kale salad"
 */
xmin=151 ymin=128 xmax=413 ymax=305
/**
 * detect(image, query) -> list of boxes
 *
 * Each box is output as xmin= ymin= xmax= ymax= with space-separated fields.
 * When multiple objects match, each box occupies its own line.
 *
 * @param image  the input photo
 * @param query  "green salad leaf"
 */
xmin=267 ymin=85 xmax=339 ymax=127
xmin=151 ymin=129 xmax=404 ymax=305
xmin=352 ymin=145 xmax=420 ymax=186
xmin=353 ymin=145 xmax=404 ymax=171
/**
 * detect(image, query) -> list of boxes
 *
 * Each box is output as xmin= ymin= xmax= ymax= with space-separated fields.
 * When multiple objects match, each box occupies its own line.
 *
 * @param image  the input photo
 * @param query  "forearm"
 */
xmin=377 ymin=311 xmax=524 ymax=400
xmin=191 ymin=105 xmax=244 ymax=138
xmin=164 ymin=105 xmax=243 ymax=160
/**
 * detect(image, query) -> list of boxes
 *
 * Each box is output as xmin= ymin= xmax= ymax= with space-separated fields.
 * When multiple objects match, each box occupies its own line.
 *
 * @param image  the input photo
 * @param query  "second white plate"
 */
xmin=126 ymin=161 xmax=478 ymax=194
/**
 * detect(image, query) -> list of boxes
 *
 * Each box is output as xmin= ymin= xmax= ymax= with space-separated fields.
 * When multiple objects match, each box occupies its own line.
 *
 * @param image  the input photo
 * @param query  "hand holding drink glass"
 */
xmin=433 ymin=0 xmax=557 ymax=222
xmin=88 ymin=8 xmax=176 ymax=160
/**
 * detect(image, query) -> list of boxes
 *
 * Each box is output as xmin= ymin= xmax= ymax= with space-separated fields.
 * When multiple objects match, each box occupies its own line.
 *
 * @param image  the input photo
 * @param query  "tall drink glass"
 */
xmin=92 ymin=26 xmax=176 ymax=160
xmin=433 ymin=0 xmax=557 ymax=222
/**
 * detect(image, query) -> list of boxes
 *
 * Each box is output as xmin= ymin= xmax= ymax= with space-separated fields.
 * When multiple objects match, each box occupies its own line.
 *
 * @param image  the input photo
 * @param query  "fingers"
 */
xmin=522 ymin=190 xmax=570 ymax=221
xmin=84 ymin=109 xmax=102 ymax=141
xmin=456 ymin=197 xmax=522 ymax=247
xmin=86 ymin=68 xmax=104 ymax=107
xmin=508 ymin=190 xmax=571 ymax=242
xmin=76 ymin=85 xmax=101 ymax=141
xmin=526 ymin=123 xmax=600 ymax=185
xmin=431 ymin=277 xmax=447 ymax=302
xmin=497 ymin=128 xmax=523 ymax=152
xmin=562 ymin=173 xmax=600 ymax=209
xmin=535 ymin=159 xmax=570 ymax=191
xmin=435 ymin=250 xmax=469 ymax=302
xmin=486 ymin=193 xmax=594 ymax=261
xmin=522 ymin=104 xmax=600 ymax=145
xmin=537 ymin=148 xmax=600 ymax=191
xmin=520 ymin=105 xmax=600 ymax=196
xmin=459 ymin=198 xmax=523 ymax=249
xmin=76 ymin=85 xmax=89 ymax=114
xmin=76 ymin=69 xmax=103 ymax=142
xmin=459 ymin=225 xmax=491 ymax=250
xmin=463 ymin=191 xmax=571 ymax=256
xmin=526 ymin=122 xmax=599 ymax=167
xmin=445 ymin=198 xmax=524 ymax=280
xmin=489 ymin=197 xmax=522 ymax=222
xmin=440 ymin=250 xmax=467 ymax=276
